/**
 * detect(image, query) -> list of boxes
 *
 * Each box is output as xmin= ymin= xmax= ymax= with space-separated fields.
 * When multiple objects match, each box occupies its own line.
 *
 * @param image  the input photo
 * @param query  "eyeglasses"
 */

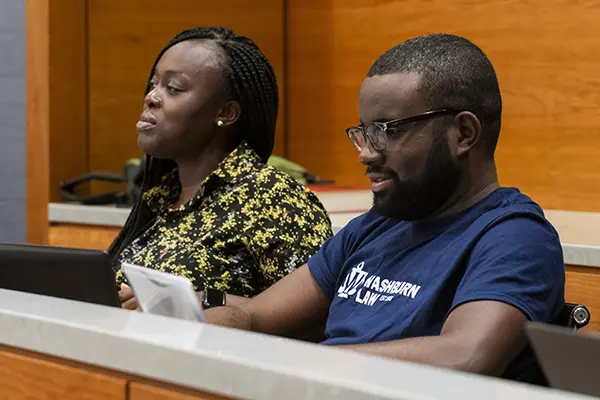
xmin=346 ymin=109 xmax=459 ymax=152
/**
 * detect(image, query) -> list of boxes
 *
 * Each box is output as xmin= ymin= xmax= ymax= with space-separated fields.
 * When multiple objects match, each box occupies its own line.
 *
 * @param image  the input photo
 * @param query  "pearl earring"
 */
xmin=217 ymin=120 xmax=224 ymax=127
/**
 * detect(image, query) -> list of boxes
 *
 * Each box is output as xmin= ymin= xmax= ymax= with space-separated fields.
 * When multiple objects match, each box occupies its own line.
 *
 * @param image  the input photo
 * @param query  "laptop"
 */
xmin=0 ymin=243 xmax=120 ymax=307
xmin=526 ymin=322 xmax=600 ymax=397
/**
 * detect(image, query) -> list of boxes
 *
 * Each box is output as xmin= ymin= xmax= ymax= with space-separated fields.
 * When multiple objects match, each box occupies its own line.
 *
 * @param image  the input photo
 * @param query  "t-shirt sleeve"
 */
xmin=450 ymin=215 xmax=565 ymax=322
xmin=308 ymin=218 xmax=358 ymax=300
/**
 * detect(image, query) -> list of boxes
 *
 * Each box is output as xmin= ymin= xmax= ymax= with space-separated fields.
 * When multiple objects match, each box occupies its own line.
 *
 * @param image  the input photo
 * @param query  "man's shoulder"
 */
xmin=348 ymin=209 xmax=397 ymax=229
xmin=468 ymin=187 xmax=554 ymax=234
xmin=470 ymin=188 xmax=562 ymax=255
xmin=335 ymin=209 xmax=407 ymax=248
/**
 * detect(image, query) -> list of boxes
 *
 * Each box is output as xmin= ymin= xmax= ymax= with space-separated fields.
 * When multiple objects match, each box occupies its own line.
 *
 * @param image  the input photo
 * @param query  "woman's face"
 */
xmin=136 ymin=40 xmax=229 ymax=160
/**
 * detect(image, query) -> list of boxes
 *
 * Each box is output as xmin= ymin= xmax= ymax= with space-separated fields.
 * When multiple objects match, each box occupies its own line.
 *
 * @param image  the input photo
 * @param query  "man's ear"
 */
xmin=452 ymin=111 xmax=482 ymax=157
xmin=215 ymin=101 xmax=241 ymax=127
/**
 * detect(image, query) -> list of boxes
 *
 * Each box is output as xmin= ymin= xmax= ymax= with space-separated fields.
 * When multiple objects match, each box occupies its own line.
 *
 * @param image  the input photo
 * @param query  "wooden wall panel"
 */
xmin=48 ymin=0 xmax=88 ymax=202
xmin=87 ymin=0 xmax=285 ymax=195
xmin=286 ymin=0 xmax=600 ymax=209
xmin=565 ymin=265 xmax=600 ymax=331
xmin=49 ymin=223 xmax=120 ymax=250
xmin=0 ymin=349 xmax=126 ymax=399
xmin=27 ymin=0 xmax=88 ymax=242
xmin=25 ymin=0 xmax=50 ymax=244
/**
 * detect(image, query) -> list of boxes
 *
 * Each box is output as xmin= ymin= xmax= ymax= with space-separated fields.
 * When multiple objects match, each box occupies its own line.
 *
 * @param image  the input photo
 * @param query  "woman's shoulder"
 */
xmin=244 ymin=161 xmax=303 ymax=190
xmin=241 ymin=162 xmax=329 ymax=212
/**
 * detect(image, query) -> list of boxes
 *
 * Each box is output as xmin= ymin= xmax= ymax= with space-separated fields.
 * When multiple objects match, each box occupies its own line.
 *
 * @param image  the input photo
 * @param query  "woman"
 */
xmin=109 ymin=27 xmax=332 ymax=309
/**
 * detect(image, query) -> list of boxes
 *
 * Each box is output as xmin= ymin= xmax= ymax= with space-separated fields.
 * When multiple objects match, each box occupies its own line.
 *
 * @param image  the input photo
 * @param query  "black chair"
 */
xmin=518 ymin=303 xmax=591 ymax=386
xmin=557 ymin=303 xmax=591 ymax=330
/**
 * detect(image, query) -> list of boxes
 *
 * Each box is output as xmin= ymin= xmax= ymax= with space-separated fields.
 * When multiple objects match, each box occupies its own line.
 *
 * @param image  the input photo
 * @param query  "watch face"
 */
xmin=204 ymin=289 xmax=225 ymax=308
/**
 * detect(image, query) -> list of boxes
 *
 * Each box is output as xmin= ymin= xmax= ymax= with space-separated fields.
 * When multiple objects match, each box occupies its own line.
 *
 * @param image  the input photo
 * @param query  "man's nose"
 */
xmin=359 ymin=139 xmax=384 ymax=166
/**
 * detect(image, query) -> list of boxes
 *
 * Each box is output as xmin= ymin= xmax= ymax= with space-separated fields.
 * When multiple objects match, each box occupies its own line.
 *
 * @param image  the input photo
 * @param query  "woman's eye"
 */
xmin=167 ymin=85 xmax=182 ymax=93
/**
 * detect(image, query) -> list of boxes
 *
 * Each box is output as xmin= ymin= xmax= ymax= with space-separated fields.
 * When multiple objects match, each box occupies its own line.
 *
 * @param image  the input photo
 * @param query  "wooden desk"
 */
xmin=0 ymin=289 xmax=592 ymax=400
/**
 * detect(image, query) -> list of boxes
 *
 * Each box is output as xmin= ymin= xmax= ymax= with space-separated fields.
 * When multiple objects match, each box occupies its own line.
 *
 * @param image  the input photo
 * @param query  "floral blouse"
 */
xmin=116 ymin=142 xmax=332 ymax=297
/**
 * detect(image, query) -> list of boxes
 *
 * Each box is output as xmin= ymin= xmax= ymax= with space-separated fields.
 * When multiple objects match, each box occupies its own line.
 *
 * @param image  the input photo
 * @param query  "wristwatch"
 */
xmin=202 ymin=288 xmax=226 ymax=309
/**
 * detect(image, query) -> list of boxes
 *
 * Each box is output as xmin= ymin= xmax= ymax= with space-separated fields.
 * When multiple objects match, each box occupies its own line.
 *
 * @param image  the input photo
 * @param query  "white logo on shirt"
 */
xmin=337 ymin=262 xmax=368 ymax=298
xmin=337 ymin=262 xmax=421 ymax=306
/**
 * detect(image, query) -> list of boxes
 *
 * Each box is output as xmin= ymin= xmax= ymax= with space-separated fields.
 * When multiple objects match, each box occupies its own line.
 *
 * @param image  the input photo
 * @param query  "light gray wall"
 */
xmin=0 ymin=0 xmax=26 ymax=243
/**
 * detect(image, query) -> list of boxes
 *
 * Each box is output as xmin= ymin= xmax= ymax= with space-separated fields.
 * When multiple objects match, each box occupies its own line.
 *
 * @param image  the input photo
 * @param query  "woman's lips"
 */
xmin=136 ymin=120 xmax=155 ymax=131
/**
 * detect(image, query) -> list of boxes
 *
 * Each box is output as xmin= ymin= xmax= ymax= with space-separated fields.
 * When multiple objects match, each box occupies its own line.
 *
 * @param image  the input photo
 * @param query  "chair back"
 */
xmin=557 ymin=303 xmax=591 ymax=331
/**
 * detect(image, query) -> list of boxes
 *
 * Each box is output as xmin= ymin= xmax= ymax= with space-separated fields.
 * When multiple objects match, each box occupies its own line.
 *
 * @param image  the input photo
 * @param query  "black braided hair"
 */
xmin=108 ymin=27 xmax=279 ymax=265
xmin=147 ymin=26 xmax=278 ymax=162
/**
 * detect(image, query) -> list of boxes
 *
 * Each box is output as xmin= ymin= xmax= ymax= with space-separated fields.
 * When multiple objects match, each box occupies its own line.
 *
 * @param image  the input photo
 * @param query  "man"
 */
xmin=204 ymin=34 xmax=565 ymax=382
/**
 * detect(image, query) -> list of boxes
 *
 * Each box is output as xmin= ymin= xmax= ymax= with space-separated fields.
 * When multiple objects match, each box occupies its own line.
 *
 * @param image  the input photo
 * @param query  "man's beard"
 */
xmin=371 ymin=136 xmax=461 ymax=221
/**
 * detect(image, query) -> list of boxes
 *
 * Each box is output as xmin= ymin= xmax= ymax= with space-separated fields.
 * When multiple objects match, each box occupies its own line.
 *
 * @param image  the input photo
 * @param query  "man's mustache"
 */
xmin=366 ymin=166 xmax=396 ymax=178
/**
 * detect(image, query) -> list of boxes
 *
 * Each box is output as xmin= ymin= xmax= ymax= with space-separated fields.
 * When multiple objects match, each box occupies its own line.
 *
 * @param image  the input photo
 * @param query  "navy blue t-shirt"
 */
xmin=308 ymin=188 xmax=565 ymax=381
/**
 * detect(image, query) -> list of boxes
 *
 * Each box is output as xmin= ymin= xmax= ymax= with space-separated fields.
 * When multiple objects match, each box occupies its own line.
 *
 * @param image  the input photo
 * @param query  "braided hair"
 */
xmin=108 ymin=26 xmax=279 ymax=264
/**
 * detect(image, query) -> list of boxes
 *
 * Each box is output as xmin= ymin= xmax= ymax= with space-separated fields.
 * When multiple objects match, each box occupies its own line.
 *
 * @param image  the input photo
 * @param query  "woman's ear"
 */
xmin=215 ymin=101 xmax=241 ymax=127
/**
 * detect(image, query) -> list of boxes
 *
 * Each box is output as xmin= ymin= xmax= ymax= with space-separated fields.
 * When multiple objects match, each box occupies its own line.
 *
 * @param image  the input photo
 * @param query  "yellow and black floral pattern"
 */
xmin=116 ymin=142 xmax=332 ymax=297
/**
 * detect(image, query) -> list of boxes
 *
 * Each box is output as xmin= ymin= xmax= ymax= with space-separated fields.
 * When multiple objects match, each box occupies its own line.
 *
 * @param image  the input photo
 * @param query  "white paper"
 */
xmin=122 ymin=262 xmax=205 ymax=322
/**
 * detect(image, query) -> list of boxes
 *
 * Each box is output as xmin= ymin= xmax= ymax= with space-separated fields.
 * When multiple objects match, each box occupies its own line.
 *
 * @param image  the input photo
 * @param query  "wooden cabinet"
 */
xmin=0 ymin=347 xmax=234 ymax=400
xmin=129 ymin=382 xmax=231 ymax=400
xmin=48 ymin=223 xmax=120 ymax=251
xmin=566 ymin=265 xmax=600 ymax=331
xmin=0 ymin=350 xmax=126 ymax=400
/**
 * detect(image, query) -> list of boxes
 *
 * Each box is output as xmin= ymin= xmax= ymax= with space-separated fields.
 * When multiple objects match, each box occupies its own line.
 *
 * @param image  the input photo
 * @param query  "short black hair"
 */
xmin=368 ymin=34 xmax=502 ymax=156
xmin=108 ymin=27 xmax=278 ymax=264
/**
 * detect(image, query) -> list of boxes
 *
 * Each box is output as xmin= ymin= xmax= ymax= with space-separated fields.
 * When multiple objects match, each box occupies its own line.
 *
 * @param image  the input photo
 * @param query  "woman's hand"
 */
xmin=119 ymin=284 xmax=139 ymax=310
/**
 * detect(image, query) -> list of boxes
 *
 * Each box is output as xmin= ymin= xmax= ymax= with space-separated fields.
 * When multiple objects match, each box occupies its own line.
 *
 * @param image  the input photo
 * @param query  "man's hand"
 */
xmin=204 ymin=265 xmax=330 ymax=337
xmin=119 ymin=284 xmax=139 ymax=310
